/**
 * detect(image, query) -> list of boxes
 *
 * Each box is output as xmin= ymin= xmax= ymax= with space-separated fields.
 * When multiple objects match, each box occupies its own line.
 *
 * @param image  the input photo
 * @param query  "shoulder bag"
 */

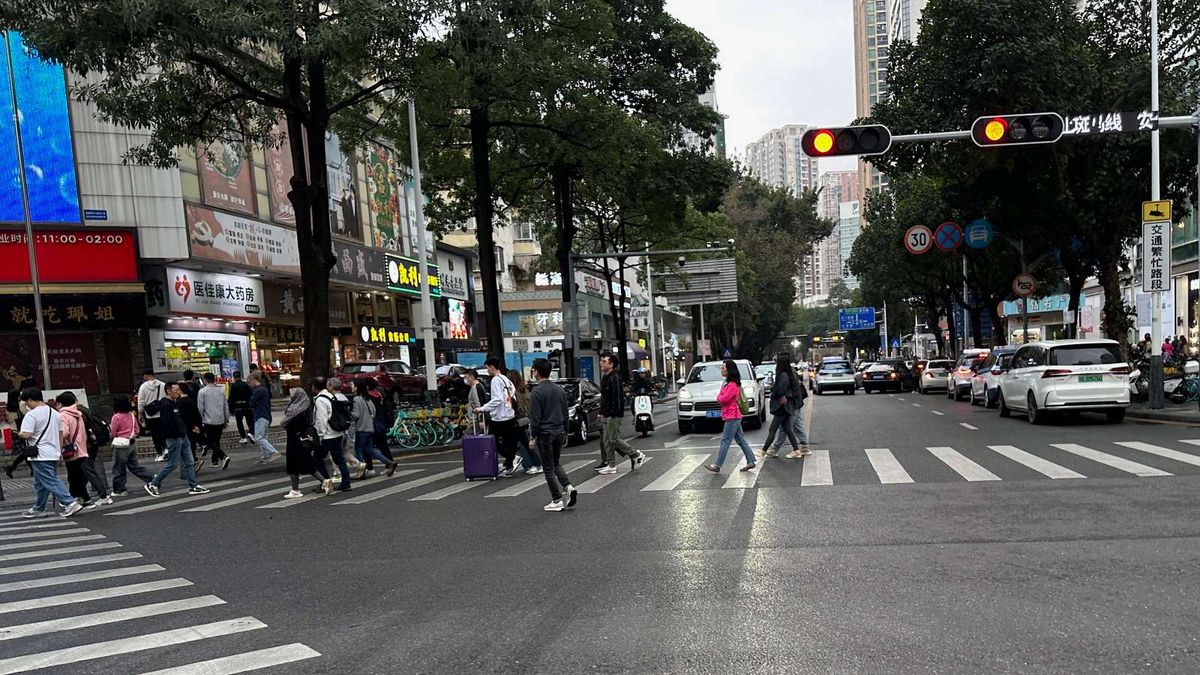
xmin=13 ymin=409 xmax=53 ymax=461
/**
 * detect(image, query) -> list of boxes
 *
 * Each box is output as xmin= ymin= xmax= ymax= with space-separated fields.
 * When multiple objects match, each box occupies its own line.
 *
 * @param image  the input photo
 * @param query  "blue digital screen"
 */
xmin=0 ymin=32 xmax=80 ymax=223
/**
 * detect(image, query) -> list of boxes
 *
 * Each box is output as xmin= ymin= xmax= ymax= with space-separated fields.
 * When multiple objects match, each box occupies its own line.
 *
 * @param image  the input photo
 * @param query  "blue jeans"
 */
xmin=316 ymin=437 xmax=352 ymax=488
xmin=151 ymin=437 xmax=199 ymax=489
xmin=254 ymin=418 xmax=279 ymax=460
xmin=354 ymin=431 xmax=391 ymax=466
xmin=715 ymin=419 xmax=755 ymax=467
xmin=770 ymin=408 xmax=809 ymax=451
xmin=31 ymin=459 xmax=75 ymax=511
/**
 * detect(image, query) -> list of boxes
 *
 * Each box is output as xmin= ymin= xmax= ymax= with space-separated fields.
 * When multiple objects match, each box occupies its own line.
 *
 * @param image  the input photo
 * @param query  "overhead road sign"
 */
xmin=659 ymin=258 xmax=739 ymax=306
xmin=839 ymin=307 xmax=877 ymax=331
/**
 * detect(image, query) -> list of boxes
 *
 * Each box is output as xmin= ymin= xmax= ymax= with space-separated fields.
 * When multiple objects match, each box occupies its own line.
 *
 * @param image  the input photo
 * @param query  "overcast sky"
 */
xmin=665 ymin=0 xmax=859 ymax=173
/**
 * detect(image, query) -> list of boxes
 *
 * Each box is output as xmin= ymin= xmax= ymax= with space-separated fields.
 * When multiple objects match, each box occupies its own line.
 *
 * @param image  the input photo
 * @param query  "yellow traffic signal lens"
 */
xmin=984 ymin=118 xmax=1007 ymax=142
xmin=812 ymin=130 xmax=834 ymax=154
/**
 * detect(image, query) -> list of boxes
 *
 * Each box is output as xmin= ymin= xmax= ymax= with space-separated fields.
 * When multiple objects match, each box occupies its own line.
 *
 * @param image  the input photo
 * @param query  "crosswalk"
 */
xmin=0 ymin=521 xmax=319 ymax=673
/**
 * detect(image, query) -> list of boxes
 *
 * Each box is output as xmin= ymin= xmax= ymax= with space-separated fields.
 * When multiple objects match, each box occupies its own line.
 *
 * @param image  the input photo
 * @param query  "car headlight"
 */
xmin=678 ymin=388 xmax=693 ymax=401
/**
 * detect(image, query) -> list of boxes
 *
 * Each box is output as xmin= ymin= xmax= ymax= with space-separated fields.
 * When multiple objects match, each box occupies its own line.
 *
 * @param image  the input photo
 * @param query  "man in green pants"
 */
xmin=596 ymin=353 xmax=647 ymax=475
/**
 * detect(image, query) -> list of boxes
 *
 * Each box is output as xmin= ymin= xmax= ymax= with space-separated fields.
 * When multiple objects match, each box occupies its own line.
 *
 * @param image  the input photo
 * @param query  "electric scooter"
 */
xmin=633 ymin=394 xmax=655 ymax=437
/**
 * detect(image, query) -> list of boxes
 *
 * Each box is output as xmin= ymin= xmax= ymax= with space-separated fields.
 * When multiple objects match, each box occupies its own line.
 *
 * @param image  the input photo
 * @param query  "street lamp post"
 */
xmin=1149 ymin=0 xmax=1165 ymax=408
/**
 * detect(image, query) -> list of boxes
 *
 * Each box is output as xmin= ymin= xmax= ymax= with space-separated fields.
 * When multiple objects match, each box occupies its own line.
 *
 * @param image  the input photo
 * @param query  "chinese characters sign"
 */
xmin=358 ymin=324 xmax=414 ymax=345
xmin=0 ymin=333 xmax=97 ymax=394
xmin=331 ymin=239 xmax=385 ymax=289
xmin=1141 ymin=206 xmax=1170 ymax=293
xmin=385 ymin=253 xmax=441 ymax=298
xmin=197 ymin=140 xmax=256 ymax=216
xmin=1061 ymin=111 xmax=1159 ymax=137
xmin=0 ymin=229 xmax=138 ymax=283
xmin=1 ymin=293 xmax=143 ymax=330
xmin=187 ymin=205 xmax=301 ymax=275
xmin=264 ymin=120 xmax=296 ymax=226
xmin=162 ymin=266 xmax=264 ymax=320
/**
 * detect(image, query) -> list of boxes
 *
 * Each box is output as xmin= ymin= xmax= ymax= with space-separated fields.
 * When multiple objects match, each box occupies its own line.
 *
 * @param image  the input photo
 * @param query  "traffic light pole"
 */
xmin=1148 ymin=0 xmax=1165 ymax=409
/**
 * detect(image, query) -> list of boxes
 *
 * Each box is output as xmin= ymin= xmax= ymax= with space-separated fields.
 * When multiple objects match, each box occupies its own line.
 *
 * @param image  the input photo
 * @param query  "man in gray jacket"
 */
xmin=528 ymin=358 xmax=576 ymax=512
xmin=197 ymin=372 xmax=231 ymax=470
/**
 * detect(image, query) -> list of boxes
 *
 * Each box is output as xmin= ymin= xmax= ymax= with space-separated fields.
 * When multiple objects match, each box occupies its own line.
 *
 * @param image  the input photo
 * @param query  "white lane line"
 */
xmin=0 ymin=528 xmax=90 ymax=542
xmin=137 ymin=643 xmax=322 ymax=675
xmin=0 ymin=536 xmax=107 ymax=555
xmin=931 ymin=410 xmax=945 ymax=416
xmin=642 ymin=455 xmax=709 ymax=491
xmin=1051 ymin=443 xmax=1172 ymax=477
xmin=180 ymin=479 xmax=297 ymax=512
xmin=888 ymin=394 xmax=895 ymax=397
xmin=800 ymin=450 xmax=833 ymax=486
xmin=722 ymin=454 xmax=765 ymax=489
xmin=0 ymin=521 xmax=78 ymax=534
xmin=0 ymin=543 xmax=122 ymax=564
xmin=912 ymin=403 xmax=922 ymax=407
xmin=1180 ymin=440 xmax=1200 ymax=448
xmin=0 ymin=616 xmax=267 ymax=674
xmin=865 ymin=448 xmax=913 ymax=484
xmin=988 ymin=445 xmax=1085 ymax=479
xmin=708 ymin=435 xmax=722 ymax=440
xmin=0 ymin=595 xmax=225 ymax=642
xmin=960 ymin=423 xmax=978 ymax=430
xmin=665 ymin=435 xmax=695 ymax=448
xmin=0 ymin=565 xmax=164 ymax=594
xmin=0 ymin=578 xmax=192 ymax=615
xmin=257 ymin=470 xmax=424 ymax=508
xmin=336 ymin=468 xmax=462 ymax=505
xmin=0 ymin=552 xmax=142 ymax=578
xmin=1115 ymin=441 xmax=1200 ymax=467
xmin=487 ymin=461 xmax=591 ymax=498
xmin=896 ymin=397 xmax=906 ymax=401
xmin=928 ymin=446 xmax=1001 ymax=482
xmin=100 ymin=479 xmax=243 ymax=512
xmin=408 ymin=478 xmax=491 ymax=501
xmin=0 ymin=514 xmax=31 ymax=523
xmin=576 ymin=457 xmax=652 ymax=494
xmin=108 ymin=479 xmax=282 ymax=516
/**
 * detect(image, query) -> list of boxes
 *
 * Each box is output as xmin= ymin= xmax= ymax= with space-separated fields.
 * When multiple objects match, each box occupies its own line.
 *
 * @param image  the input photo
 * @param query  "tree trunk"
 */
xmin=1066 ymin=271 xmax=1086 ymax=339
xmin=944 ymin=299 xmax=958 ymax=357
xmin=1098 ymin=253 xmax=1130 ymax=353
xmin=988 ymin=303 xmax=1006 ymax=346
xmin=551 ymin=164 xmax=577 ymax=377
xmin=468 ymin=106 xmax=504 ymax=362
xmin=970 ymin=306 xmax=984 ymax=347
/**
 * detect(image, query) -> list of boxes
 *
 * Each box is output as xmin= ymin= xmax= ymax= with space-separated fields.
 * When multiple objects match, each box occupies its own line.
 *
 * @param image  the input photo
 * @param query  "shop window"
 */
xmin=375 ymin=295 xmax=395 ymax=324
xmin=395 ymin=298 xmax=412 ymax=325
xmin=354 ymin=293 xmax=374 ymax=325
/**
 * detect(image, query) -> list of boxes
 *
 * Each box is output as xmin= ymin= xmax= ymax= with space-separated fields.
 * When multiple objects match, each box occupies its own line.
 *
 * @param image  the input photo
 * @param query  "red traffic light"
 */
xmin=801 ymin=125 xmax=892 ymax=157
xmin=971 ymin=113 xmax=1064 ymax=147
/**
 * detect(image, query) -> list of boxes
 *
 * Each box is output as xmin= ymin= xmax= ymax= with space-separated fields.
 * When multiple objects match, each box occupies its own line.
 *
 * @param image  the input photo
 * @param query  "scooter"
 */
xmin=633 ymin=394 xmax=655 ymax=437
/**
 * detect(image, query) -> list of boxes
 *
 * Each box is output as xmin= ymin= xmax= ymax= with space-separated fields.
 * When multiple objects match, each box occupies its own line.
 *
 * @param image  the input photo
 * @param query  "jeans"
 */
xmin=146 ymin=416 xmax=166 ymax=453
xmin=151 ymin=437 xmax=199 ymax=489
xmin=535 ymin=432 xmax=571 ymax=500
xmin=315 ymin=437 xmax=352 ymax=488
xmin=762 ymin=410 xmax=800 ymax=453
xmin=203 ymin=424 xmax=227 ymax=462
xmin=234 ymin=409 xmax=253 ymax=438
xmin=600 ymin=417 xmax=635 ymax=466
xmin=514 ymin=424 xmax=540 ymax=469
xmin=254 ymin=417 xmax=279 ymax=460
xmin=112 ymin=444 xmax=154 ymax=492
xmin=714 ymin=419 xmax=755 ymax=467
xmin=354 ymin=431 xmax=391 ymax=466
xmin=31 ymin=459 xmax=75 ymax=511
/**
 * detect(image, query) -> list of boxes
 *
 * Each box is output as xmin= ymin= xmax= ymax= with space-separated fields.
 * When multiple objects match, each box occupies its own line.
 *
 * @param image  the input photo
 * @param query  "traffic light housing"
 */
xmin=801 ymin=125 xmax=892 ymax=158
xmin=971 ymin=113 xmax=1064 ymax=147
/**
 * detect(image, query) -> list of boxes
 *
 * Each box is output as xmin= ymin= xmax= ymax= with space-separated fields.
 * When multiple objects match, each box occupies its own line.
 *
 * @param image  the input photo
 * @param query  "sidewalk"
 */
xmin=1126 ymin=401 xmax=1200 ymax=425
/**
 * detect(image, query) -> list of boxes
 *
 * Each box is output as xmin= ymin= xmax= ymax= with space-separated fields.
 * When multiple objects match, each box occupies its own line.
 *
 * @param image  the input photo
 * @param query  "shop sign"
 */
xmin=160 ymin=267 xmax=263 ymax=320
xmin=1000 ymin=294 xmax=1083 ymax=317
xmin=0 ymin=228 xmax=138 ymax=283
xmin=264 ymin=119 xmax=296 ymax=226
xmin=264 ymin=284 xmax=351 ymax=325
xmin=535 ymin=272 xmax=563 ymax=287
xmin=2 ymin=293 xmax=144 ymax=330
xmin=385 ymin=252 xmax=441 ymax=298
xmin=438 ymin=251 xmax=470 ymax=300
xmin=187 ymin=205 xmax=301 ymax=275
xmin=256 ymin=324 xmax=306 ymax=344
xmin=197 ymin=140 xmax=256 ymax=216
xmin=331 ymin=239 xmax=386 ymax=288
xmin=358 ymin=324 xmax=415 ymax=345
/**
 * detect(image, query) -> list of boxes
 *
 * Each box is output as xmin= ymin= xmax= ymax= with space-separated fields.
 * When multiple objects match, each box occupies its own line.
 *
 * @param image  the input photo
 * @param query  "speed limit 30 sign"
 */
xmin=905 ymin=225 xmax=933 ymax=255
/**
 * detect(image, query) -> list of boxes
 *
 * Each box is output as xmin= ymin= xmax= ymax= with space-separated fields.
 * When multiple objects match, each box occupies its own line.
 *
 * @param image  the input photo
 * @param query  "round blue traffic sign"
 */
xmin=934 ymin=221 xmax=963 ymax=251
xmin=965 ymin=218 xmax=993 ymax=249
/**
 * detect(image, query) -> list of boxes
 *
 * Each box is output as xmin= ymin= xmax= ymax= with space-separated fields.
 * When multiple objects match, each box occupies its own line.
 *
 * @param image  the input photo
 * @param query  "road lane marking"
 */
xmin=896 ymin=397 xmax=906 ymax=401
xmin=486 ymin=461 xmax=591 ymax=498
xmin=931 ymin=410 xmax=944 ymax=415
xmin=912 ymin=403 xmax=922 ymax=407
xmin=960 ymin=423 xmax=978 ymax=430
xmin=865 ymin=448 xmax=913 ymax=484
xmin=1051 ymin=443 xmax=1172 ymax=477
xmin=105 ymin=479 xmax=252 ymax=516
xmin=722 ymin=456 xmax=764 ymax=489
xmin=335 ymin=469 xmax=462 ymax=505
xmin=0 ymin=529 xmax=90 ymax=542
xmin=0 ymin=552 xmax=142 ymax=577
xmin=257 ymin=470 xmax=425 ymax=508
xmin=0 ymin=521 xmax=77 ymax=534
xmin=0 ymin=565 xmax=164 ymax=594
xmin=928 ymin=447 xmax=1001 ymax=481
xmin=988 ymin=445 xmax=1085 ymax=479
xmin=0 ymin=541 xmax=115 ymax=561
xmin=409 ymin=478 xmax=492 ymax=501
xmin=576 ymin=457 xmax=652 ymax=493
xmin=1117 ymin=441 xmax=1200 ymax=467
xmin=0 ymin=595 xmax=225 ymax=642
xmin=0 ymin=579 xmax=192 ymax=615
xmin=800 ymin=450 xmax=833 ymax=486
xmin=179 ymin=479 xmax=300 ymax=512
xmin=665 ymin=435 xmax=695 ymax=448
xmin=99 ymin=479 xmax=243 ymax=511
xmin=0 ymin=616 xmax=267 ymax=674
xmin=138 ymin=643 xmax=322 ymax=675
xmin=642 ymin=455 xmax=709 ymax=491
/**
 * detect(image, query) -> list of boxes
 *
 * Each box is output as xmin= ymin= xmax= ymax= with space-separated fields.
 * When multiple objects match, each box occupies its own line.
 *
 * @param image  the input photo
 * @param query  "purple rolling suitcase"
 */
xmin=462 ymin=419 xmax=499 ymax=481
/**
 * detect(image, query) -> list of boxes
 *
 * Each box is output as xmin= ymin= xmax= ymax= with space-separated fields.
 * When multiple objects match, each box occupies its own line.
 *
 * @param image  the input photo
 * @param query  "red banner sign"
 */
xmin=0 ymin=229 xmax=139 ymax=284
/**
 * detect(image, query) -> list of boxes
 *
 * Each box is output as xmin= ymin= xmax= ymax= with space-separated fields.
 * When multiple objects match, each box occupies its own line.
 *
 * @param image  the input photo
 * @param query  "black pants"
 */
xmin=761 ymin=410 xmax=800 ymax=452
xmin=203 ymin=424 xmax=227 ymax=462
xmin=146 ymin=416 xmax=166 ymax=453
xmin=66 ymin=457 xmax=108 ymax=501
xmin=367 ymin=431 xmax=394 ymax=470
xmin=535 ymin=432 xmax=571 ymax=501
xmin=489 ymin=418 xmax=519 ymax=470
xmin=234 ymin=410 xmax=253 ymax=438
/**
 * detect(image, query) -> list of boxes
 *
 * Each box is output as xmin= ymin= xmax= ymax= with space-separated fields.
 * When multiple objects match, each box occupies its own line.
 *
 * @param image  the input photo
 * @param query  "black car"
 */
xmin=862 ymin=360 xmax=916 ymax=393
xmin=529 ymin=377 xmax=601 ymax=446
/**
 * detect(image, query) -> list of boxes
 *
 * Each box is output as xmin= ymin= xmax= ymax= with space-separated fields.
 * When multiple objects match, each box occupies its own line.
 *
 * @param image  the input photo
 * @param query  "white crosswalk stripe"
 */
xmin=576 ymin=457 xmax=651 ymax=493
xmin=336 ymin=468 xmax=463 ymax=504
xmin=0 ymin=579 xmax=193 ymax=615
xmin=137 ymin=643 xmax=322 ymax=675
xmin=409 ymin=478 xmax=491 ymax=501
xmin=0 ymin=596 xmax=225 ymax=642
xmin=107 ymin=479 xmax=280 ymax=516
xmin=1114 ymin=441 xmax=1200 ymax=467
xmin=0 ymin=529 xmax=92 ymax=543
xmin=100 ymin=479 xmax=243 ymax=512
xmin=722 ymin=456 xmax=764 ymax=489
xmin=1050 ymin=443 xmax=1173 ymax=477
xmin=486 ymin=461 xmax=592 ymax=498
xmin=988 ymin=445 xmax=1085 ymax=479
xmin=257 ymin=470 xmax=424 ymax=508
xmin=0 ymin=552 xmax=142 ymax=577
xmin=642 ymin=455 xmax=708 ymax=491
xmin=179 ymin=479 xmax=296 ymax=512
xmin=928 ymin=446 xmax=1001 ymax=481
xmin=800 ymin=450 xmax=833 ymax=486
xmin=865 ymin=448 xmax=913 ymax=484
xmin=0 ymin=542 xmax=117 ymax=562
xmin=0 ymin=521 xmax=78 ymax=533
xmin=0 ymin=565 xmax=164 ymax=594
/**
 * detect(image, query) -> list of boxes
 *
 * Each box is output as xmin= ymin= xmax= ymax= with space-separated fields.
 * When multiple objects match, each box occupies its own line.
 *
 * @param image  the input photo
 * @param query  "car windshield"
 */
xmin=1049 ymin=344 xmax=1122 ymax=366
xmin=869 ymin=363 xmax=900 ymax=372
xmin=687 ymin=363 xmax=754 ymax=383
xmin=927 ymin=360 xmax=952 ymax=369
xmin=820 ymin=365 xmax=852 ymax=374
xmin=341 ymin=364 xmax=380 ymax=374
xmin=857 ymin=362 xmax=874 ymax=371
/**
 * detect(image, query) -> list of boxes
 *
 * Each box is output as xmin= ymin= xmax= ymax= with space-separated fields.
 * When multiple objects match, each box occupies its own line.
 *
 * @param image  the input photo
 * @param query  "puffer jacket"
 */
xmin=59 ymin=404 xmax=89 ymax=458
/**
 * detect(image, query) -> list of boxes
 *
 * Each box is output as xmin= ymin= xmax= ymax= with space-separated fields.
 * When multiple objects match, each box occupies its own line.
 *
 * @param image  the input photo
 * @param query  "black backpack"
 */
xmin=324 ymin=393 xmax=353 ymax=433
xmin=82 ymin=409 xmax=112 ymax=451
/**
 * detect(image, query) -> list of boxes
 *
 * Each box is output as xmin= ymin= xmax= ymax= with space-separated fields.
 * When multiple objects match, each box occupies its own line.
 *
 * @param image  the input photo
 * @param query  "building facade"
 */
xmin=854 ymin=0 xmax=892 ymax=197
xmin=743 ymin=125 xmax=820 ymax=197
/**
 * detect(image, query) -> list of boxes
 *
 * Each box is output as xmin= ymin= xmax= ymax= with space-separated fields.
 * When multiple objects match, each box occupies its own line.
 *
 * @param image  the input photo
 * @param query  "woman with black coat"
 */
xmin=758 ymin=354 xmax=803 ymax=459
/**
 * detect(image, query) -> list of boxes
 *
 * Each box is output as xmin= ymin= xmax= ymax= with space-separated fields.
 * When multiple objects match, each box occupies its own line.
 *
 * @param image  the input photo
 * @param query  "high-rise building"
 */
xmin=837 ymin=200 xmax=863 ymax=290
xmin=802 ymin=171 xmax=862 ymax=305
xmin=743 ymin=125 xmax=820 ymax=197
xmin=681 ymin=87 xmax=727 ymax=159
xmin=889 ymin=0 xmax=927 ymax=45
xmin=853 ymin=0 xmax=892 ymax=197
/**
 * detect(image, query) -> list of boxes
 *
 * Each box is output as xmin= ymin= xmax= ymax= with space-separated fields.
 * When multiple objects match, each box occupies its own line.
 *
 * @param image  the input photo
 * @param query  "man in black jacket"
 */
xmin=228 ymin=371 xmax=253 ymax=444
xmin=597 ymin=353 xmax=646 ymax=475
xmin=145 ymin=382 xmax=209 ymax=497
xmin=528 ymin=359 xmax=577 ymax=511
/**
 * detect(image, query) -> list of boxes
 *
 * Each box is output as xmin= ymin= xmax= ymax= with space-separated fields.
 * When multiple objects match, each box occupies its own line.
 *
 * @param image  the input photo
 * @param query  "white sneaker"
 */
xmin=62 ymin=501 xmax=84 ymax=517
xmin=20 ymin=508 xmax=48 ymax=519
xmin=597 ymin=466 xmax=617 ymax=475
xmin=322 ymin=479 xmax=335 ymax=495
xmin=85 ymin=501 xmax=101 ymax=510
xmin=525 ymin=466 xmax=543 ymax=475
xmin=100 ymin=496 xmax=114 ymax=506
xmin=154 ymin=454 xmax=165 ymax=462
xmin=543 ymin=500 xmax=565 ymax=512
xmin=283 ymin=489 xmax=304 ymax=499
xmin=239 ymin=437 xmax=250 ymax=445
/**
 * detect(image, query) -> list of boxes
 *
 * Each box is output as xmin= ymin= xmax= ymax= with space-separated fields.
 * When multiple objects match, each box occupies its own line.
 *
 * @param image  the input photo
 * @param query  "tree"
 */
xmin=4 ymin=0 xmax=435 ymax=384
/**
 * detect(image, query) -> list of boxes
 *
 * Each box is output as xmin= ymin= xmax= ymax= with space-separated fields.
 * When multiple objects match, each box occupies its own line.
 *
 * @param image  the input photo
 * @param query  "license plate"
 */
xmin=1078 ymin=374 xmax=1103 ymax=383
xmin=706 ymin=410 xmax=722 ymax=418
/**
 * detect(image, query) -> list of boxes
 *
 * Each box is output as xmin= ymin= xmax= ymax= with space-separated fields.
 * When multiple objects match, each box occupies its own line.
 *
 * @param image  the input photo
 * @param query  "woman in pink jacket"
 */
xmin=56 ymin=391 xmax=112 ymax=508
xmin=705 ymin=360 xmax=757 ymax=474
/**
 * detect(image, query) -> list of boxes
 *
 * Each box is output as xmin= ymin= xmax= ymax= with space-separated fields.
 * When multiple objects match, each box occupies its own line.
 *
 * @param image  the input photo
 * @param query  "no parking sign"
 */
xmin=934 ymin=221 xmax=963 ymax=251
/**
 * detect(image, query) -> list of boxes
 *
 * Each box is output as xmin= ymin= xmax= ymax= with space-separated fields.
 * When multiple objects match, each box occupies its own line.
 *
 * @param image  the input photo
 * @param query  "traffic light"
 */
xmin=801 ymin=125 xmax=892 ymax=157
xmin=971 ymin=113 xmax=1064 ymax=147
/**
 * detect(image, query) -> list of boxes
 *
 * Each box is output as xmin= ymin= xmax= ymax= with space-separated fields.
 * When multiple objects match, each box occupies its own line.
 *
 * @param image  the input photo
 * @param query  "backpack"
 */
xmin=82 ymin=409 xmax=112 ymax=451
xmin=475 ymin=381 xmax=490 ymax=406
xmin=737 ymin=385 xmax=750 ymax=416
xmin=322 ymin=393 xmax=353 ymax=433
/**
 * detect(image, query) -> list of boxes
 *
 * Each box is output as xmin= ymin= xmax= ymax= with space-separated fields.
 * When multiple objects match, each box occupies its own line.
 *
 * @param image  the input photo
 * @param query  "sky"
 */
xmin=664 ymin=0 xmax=859 ymax=174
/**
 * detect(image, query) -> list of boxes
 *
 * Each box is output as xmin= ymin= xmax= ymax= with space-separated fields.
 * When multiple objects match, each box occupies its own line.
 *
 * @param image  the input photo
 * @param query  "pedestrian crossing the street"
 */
xmin=0 ymin=523 xmax=320 ymax=673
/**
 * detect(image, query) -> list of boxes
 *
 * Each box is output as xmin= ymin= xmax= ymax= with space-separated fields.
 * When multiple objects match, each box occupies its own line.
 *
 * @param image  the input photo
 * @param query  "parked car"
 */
xmin=335 ymin=360 xmax=425 ymax=402
xmin=996 ymin=339 xmax=1130 ymax=424
xmin=861 ymin=359 xmax=916 ymax=393
xmin=814 ymin=362 xmax=856 ymax=395
xmin=757 ymin=363 xmax=776 ymax=396
xmin=917 ymin=359 xmax=953 ymax=394
xmin=530 ymin=377 xmax=601 ymax=445
xmin=969 ymin=346 xmax=1019 ymax=407
xmin=947 ymin=349 xmax=990 ymax=401
xmin=854 ymin=361 xmax=875 ymax=389
xmin=676 ymin=360 xmax=765 ymax=434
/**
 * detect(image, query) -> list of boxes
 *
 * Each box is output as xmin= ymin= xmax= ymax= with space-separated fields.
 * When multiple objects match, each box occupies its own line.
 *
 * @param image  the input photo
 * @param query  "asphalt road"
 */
xmin=4 ymin=391 xmax=1200 ymax=673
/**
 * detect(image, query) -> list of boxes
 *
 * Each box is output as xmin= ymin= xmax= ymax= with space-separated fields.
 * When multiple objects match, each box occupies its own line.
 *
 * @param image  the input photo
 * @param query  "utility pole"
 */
xmin=1149 ymin=0 xmax=1165 ymax=409
xmin=643 ymin=242 xmax=657 ymax=376
xmin=407 ymin=100 xmax=437 ymax=396
xmin=881 ymin=302 xmax=889 ymax=358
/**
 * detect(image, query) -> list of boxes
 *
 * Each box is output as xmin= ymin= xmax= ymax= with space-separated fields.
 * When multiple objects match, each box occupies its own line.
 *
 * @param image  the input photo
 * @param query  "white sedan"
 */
xmin=997 ymin=339 xmax=1130 ymax=424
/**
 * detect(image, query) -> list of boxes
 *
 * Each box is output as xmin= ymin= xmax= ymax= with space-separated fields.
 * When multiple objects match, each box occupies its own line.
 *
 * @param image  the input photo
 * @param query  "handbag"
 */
xmin=143 ymin=382 xmax=163 ymax=417
xmin=13 ymin=409 xmax=53 ymax=460
xmin=111 ymin=437 xmax=131 ymax=448
xmin=737 ymin=385 xmax=750 ymax=416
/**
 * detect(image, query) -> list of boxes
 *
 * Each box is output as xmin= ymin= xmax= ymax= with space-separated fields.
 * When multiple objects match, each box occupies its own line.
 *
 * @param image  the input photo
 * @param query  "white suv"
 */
xmin=676 ymin=360 xmax=766 ymax=434
xmin=997 ymin=339 xmax=1130 ymax=424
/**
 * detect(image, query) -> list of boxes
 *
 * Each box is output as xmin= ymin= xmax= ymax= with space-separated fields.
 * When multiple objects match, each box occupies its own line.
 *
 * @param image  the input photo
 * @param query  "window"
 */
xmin=1049 ymin=344 xmax=1122 ymax=366
xmin=514 ymin=222 xmax=535 ymax=241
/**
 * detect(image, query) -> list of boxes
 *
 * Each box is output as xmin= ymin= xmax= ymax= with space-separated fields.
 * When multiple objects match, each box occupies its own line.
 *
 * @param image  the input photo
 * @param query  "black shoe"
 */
xmin=4 ymin=466 xmax=12 ymax=479
xmin=386 ymin=461 xmax=398 ymax=477
xmin=565 ymin=485 xmax=578 ymax=509
xmin=338 ymin=484 xmax=353 ymax=491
